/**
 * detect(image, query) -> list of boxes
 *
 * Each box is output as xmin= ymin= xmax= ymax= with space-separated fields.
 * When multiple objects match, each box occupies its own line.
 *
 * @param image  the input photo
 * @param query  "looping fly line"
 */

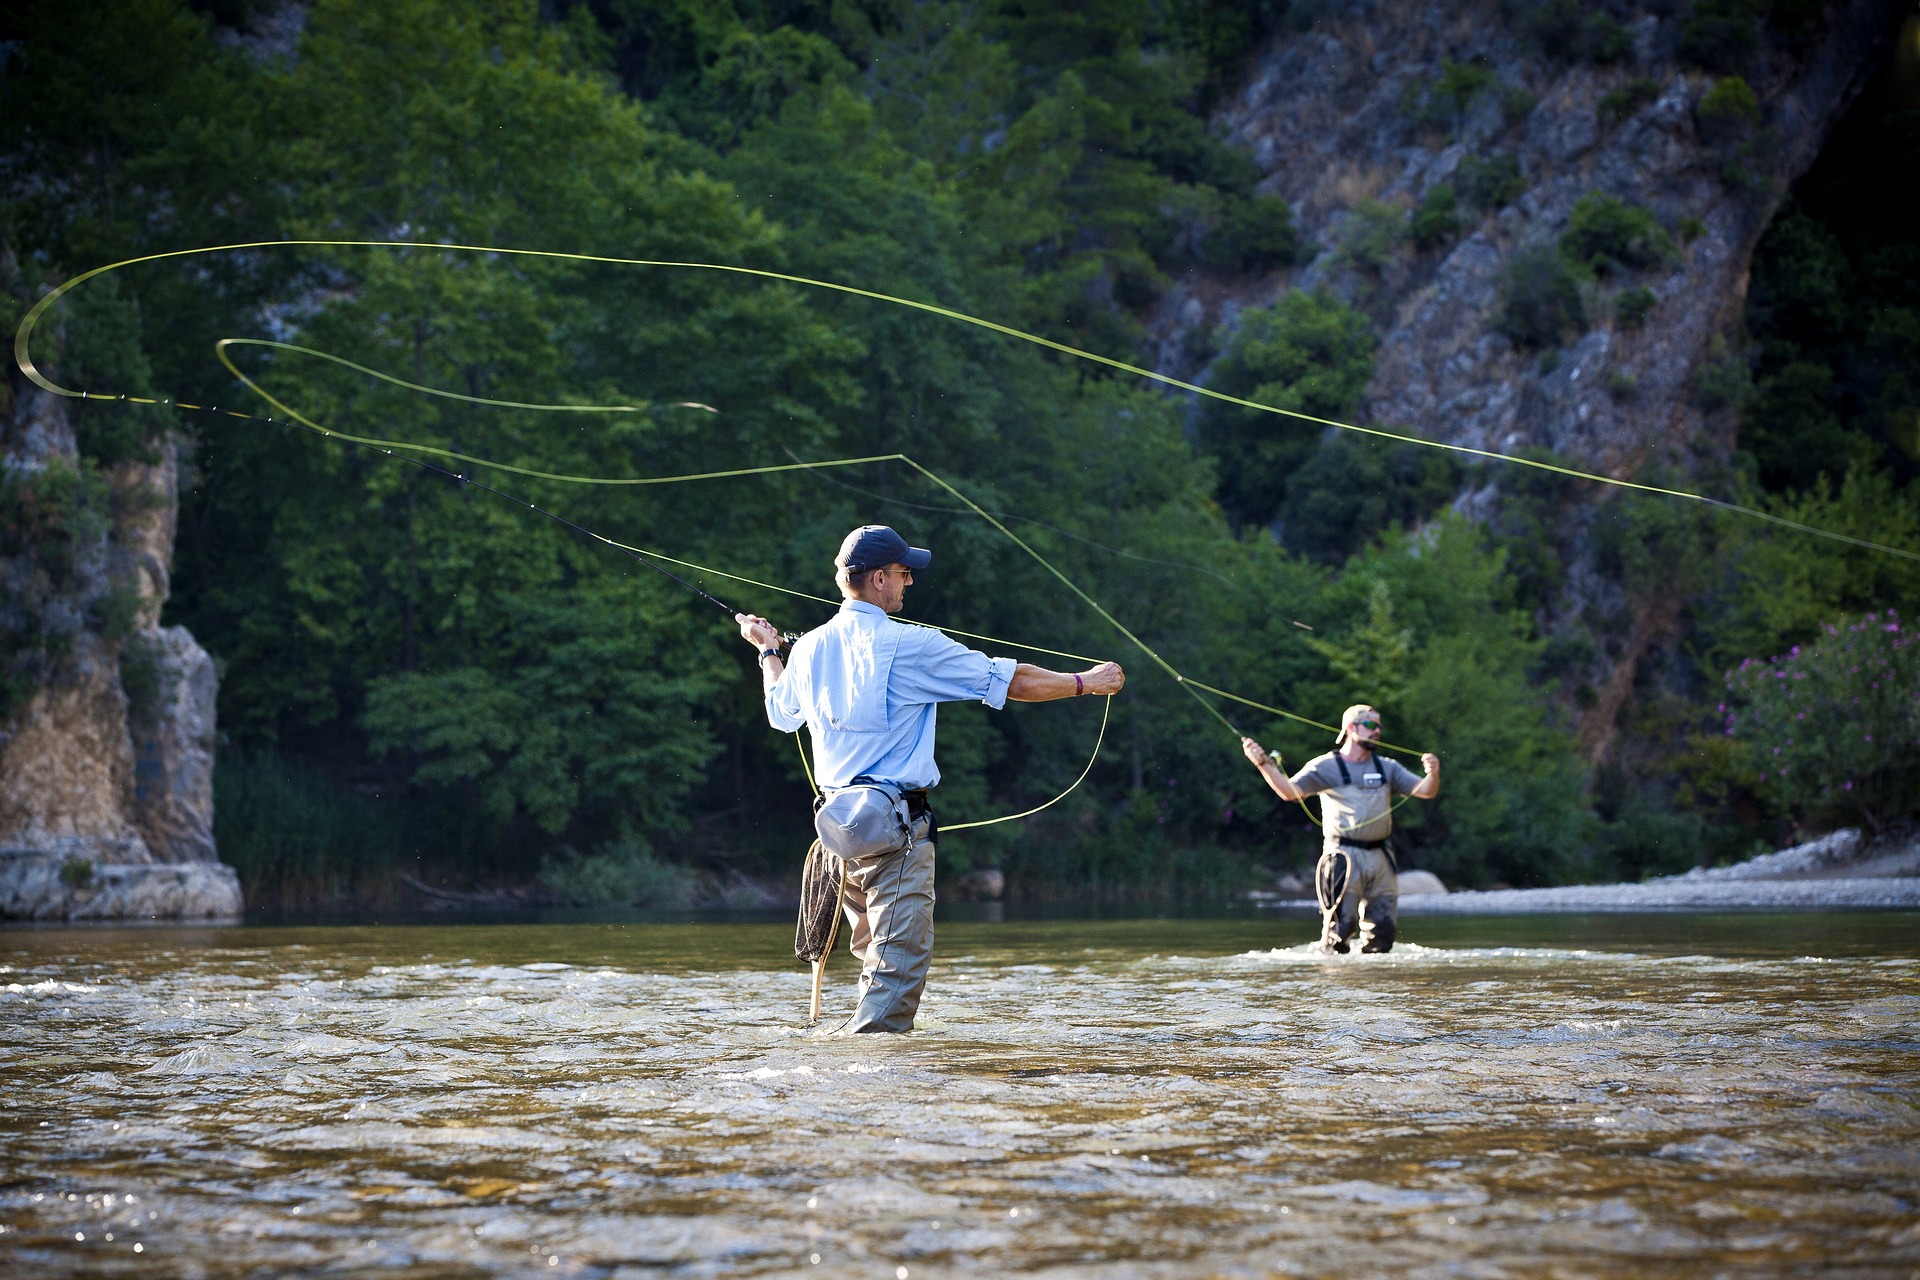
xmin=22 ymin=236 xmax=1884 ymax=831
xmin=19 ymin=239 xmax=1915 ymax=565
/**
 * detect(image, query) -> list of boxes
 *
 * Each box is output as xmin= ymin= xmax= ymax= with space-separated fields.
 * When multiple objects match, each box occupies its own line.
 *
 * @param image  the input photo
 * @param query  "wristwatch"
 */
xmin=757 ymin=648 xmax=781 ymax=665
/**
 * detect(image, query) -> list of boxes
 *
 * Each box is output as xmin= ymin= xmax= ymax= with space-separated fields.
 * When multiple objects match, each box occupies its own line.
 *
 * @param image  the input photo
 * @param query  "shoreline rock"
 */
xmin=0 ymin=849 xmax=241 ymax=921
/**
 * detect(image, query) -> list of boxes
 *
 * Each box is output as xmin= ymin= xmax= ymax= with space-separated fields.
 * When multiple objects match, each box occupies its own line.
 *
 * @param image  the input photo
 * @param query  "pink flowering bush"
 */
xmin=1723 ymin=610 xmax=1920 ymax=833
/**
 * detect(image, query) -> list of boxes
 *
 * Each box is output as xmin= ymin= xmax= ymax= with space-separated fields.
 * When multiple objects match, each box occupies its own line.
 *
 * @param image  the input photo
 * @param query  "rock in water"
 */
xmin=1398 ymin=870 xmax=1448 ymax=896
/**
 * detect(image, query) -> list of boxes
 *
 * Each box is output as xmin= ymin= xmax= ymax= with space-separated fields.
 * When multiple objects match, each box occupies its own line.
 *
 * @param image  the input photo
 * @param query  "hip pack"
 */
xmin=812 ymin=780 xmax=916 ymax=862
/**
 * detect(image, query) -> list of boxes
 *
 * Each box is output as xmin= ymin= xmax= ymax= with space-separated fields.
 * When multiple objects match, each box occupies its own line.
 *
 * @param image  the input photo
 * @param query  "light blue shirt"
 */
xmin=766 ymin=601 xmax=1017 ymax=790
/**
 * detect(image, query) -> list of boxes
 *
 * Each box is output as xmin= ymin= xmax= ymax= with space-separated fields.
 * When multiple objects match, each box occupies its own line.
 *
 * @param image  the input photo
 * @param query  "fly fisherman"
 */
xmin=735 ymin=525 xmax=1125 ymax=1032
xmin=1240 ymin=705 xmax=1439 ymax=953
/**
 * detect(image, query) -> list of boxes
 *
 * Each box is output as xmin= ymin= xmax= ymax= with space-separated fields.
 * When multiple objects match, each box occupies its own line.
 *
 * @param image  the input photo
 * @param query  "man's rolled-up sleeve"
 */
xmin=892 ymin=628 xmax=1018 ymax=710
xmin=765 ymin=670 xmax=806 ymax=734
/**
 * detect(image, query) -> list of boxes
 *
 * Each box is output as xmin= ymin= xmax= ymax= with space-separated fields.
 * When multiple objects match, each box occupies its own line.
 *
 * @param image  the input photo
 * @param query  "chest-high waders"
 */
xmin=1314 ymin=752 xmax=1400 ymax=954
xmin=801 ymin=780 xmax=938 ymax=1031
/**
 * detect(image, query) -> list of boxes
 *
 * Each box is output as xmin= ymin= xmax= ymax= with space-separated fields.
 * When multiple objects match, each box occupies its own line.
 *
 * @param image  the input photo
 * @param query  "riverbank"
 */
xmin=1256 ymin=828 xmax=1920 ymax=914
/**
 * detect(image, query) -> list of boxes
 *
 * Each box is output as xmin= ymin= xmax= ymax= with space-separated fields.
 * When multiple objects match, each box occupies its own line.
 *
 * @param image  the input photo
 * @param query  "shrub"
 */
xmin=1581 ymin=13 xmax=1634 ymax=63
xmin=1206 ymin=193 xmax=1304 ymax=272
xmin=1495 ymin=246 xmax=1586 ymax=348
xmin=1410 ymin=184 xmax=1462 ymax=250
xmin=1499 ymin=84 xmax=1539 ymax=126
xmin=1693 ymin=346 xmax=1755 ymax=411
xmin=1723 ymin=611 xmax=1920 ymax=834
xmin=539 ymin=837 xmax=698 ymax=907
xmin=1696 ymin=76 xmax=1771 ymax=190
xmin=1598 ymin=77 xmax=1661 ymax=122
xmin=1559 ymin=192 xmax=1676 ymax=275
xmin=1678 ymin=215 xmax=1707 ymax=242
xmin=1680 ymin=0 xmax=1763 ymax=70
xmin=1416 ymin=58 xmax=1498 ymax=129
xmin=1 ymin=459 xmax=114 ymax=718
xmin=1614 ymin=285 xmax=1658 ymax=327
xmin=1605 ymin=367 xmax=1638 ymax=399
xmin=1457 ymin=153 xmax=1525 ymax=209
xmin=1517 ymin=0 xmax=1634 ymax=62
xmin=1696 ymin=75 xmax=1760 ymax=140
xmin=1409 ymin=59 xmax=1527 ymax=133
xmin=118 ymin=632 xmax=169 ymax=728
xmin=60 ymin=858 xmax=93 ymax=888
xmin=1337 ymin=198 xmax=1407 ymax=270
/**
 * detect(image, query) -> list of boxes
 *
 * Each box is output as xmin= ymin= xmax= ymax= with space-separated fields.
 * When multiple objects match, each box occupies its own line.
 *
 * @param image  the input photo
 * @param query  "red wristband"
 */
xmin=1073 ymin=673 xmax=1084 ymax=696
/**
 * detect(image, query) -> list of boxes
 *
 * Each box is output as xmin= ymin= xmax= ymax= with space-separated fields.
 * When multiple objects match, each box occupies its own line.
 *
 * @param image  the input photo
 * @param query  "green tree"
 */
xmin=1724 ymin=611 xmax=1920 ymax=834
xmin=1195 ymin=291 xmax=1377 ymax=530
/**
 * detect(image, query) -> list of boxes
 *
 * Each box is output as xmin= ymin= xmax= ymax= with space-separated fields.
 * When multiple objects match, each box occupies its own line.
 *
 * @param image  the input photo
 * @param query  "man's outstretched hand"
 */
xmin=735 ymin=612 xmax=780 ymax=651
xmin=1081 ymin=661 xmax=1125 ymax=696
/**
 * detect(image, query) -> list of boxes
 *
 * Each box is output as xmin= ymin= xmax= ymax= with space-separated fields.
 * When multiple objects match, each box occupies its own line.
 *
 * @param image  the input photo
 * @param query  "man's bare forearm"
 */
xmin=1240 ymin=738 xmax=1303 ymax=801
xmin=1412 ymin=752 xmax=1440 ymax=799
xmin=1255 ymin=760 xmax=1303 ymax=802
xmin=1006 ymin=661 xmax=1125 ymax=702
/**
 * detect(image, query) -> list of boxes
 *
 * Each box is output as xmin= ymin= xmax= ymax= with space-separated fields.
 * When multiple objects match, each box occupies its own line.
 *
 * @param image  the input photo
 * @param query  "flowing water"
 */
xmin=4 ymin=911 xmax=1918 ymax=1278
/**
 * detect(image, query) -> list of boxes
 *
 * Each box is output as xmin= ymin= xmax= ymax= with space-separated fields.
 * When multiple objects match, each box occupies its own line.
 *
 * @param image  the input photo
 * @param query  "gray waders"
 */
xmin=839 ymin=809 xmax=936 ymax=1032
xmin=1316 ymin=841 xmax=1398 ymax=953
xmin=1315 ymin=752 xmax=1399 ymax=953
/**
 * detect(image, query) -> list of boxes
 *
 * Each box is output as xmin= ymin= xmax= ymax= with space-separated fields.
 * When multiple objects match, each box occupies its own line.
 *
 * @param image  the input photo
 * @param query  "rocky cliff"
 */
xmin=1153 ymin=0 xmax=1906 ymax=755
xmin=0 ymin=376 xmax=239 ymax=920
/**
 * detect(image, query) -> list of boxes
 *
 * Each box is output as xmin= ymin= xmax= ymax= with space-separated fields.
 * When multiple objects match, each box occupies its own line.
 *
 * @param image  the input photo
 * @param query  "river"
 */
xmin=4 ymin=911 xmax=1918 ymax=1276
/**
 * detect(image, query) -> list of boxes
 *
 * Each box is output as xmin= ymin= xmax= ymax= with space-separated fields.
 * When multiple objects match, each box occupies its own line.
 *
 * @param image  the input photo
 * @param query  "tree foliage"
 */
xmin=3 ymin=0 xmax=1908 ymax=905
xmin=1724 ymin=611 xmax=1920 ymax=834
xmin=1194 ymin=291 xmax=1377 ymax=532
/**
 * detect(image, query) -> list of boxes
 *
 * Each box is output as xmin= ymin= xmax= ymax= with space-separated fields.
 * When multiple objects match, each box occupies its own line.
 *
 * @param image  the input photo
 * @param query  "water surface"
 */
xmin=4 ymin=912 xmax=1918 ymax=1277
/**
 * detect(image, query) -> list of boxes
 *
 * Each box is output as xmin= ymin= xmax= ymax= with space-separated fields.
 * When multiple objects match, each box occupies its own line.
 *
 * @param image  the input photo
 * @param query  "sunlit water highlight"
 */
xmin=4 ymin=912 xmax=1918 ymax=1277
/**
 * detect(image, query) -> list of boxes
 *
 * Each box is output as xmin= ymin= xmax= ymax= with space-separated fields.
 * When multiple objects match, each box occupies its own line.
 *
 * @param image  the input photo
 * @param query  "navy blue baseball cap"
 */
xmin=836 ymin=525 xmax=931 ymax=574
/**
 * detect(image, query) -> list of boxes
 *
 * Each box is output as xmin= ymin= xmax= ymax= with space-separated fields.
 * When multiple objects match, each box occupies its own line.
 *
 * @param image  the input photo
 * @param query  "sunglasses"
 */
xmin=1354 ymin=720 xmax=1380 ymax=730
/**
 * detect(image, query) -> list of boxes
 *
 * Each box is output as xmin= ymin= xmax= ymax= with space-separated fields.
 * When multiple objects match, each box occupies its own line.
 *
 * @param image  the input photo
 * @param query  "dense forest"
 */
xmin=2 ymin=0 xmax=1915 ymax=908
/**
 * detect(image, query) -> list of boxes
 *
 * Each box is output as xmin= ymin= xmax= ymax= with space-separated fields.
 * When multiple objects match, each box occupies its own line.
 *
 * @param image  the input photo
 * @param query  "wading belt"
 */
xmin=902 ymin=789 xmax=938 ymax=845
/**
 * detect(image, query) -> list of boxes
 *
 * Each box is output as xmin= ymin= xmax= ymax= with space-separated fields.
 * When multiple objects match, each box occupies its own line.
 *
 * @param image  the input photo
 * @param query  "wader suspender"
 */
xmin=1331 ymin=752 xmax=1398 ymax=867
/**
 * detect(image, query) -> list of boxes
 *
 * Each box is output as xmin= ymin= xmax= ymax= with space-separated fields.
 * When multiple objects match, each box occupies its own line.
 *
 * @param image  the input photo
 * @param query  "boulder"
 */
xmin=1398 ymin=869 xmax=1448 ymax=896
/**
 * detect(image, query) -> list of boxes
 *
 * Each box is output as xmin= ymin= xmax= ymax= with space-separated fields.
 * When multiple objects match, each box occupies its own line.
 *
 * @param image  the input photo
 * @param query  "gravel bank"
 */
xmin=1395 ymin=876 xmax=1920 ymax=914
xmin=1254 ymin=829 xmax=1920 ymax=914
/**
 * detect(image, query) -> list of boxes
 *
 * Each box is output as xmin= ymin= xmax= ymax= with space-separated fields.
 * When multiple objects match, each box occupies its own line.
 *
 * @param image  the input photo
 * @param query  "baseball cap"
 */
xmin=1335 ymin=704 xmax=1378 ymax=746
xmin=836 ymin=525 xmax=932 ymax=574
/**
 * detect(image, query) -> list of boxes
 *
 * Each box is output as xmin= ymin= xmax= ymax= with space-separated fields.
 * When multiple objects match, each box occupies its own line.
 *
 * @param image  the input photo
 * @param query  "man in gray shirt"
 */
xmin=1240 ymin=704 xmax=1439 ymax=953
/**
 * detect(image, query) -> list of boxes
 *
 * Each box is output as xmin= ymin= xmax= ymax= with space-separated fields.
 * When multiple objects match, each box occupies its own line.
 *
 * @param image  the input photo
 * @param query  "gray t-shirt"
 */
xmin=1289 ymin=750 xmax=1421 ymax=848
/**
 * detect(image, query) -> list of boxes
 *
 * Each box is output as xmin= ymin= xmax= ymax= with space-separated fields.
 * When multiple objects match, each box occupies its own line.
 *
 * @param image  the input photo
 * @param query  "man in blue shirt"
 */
xmin=736 ymin=525 xmax=1125 ymax=1032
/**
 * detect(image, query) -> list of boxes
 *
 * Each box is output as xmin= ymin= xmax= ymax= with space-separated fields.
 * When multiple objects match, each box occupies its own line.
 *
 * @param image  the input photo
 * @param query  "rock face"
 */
xmin=1167 ymin=0 xmax=1904 ymax=478
xmin=0 ymin=381 xmax=239 ymax=920
xmin=1152 ymin=0 xmax=1905 ymax=754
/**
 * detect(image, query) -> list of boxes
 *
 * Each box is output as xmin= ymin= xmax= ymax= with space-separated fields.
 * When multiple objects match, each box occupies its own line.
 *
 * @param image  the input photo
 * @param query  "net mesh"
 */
xmin=794 ymin=839 xmax=847 ymax=964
